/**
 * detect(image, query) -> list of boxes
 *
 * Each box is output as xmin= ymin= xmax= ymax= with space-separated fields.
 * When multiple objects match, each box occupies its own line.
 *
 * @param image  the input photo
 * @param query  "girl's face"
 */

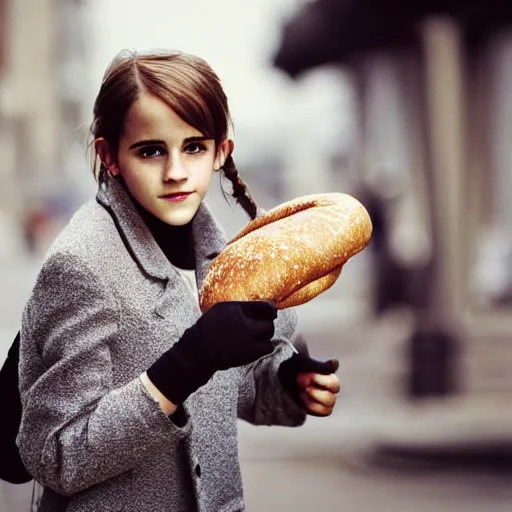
xmin=96 ymin=92 xmax=232 ymax=226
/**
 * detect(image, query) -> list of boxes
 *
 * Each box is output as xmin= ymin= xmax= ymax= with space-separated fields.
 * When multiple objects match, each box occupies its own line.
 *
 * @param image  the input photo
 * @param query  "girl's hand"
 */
xmin=296 ymin=371 xmax=340 ymax=417
xmin=146 ymin=301 xmax=278 ymax=406
xmin=277 ymin=336 xmax=340 ymax=416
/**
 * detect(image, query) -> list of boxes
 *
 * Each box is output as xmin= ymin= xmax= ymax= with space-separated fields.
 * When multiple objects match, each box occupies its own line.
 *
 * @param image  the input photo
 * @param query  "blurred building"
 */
xmin=0 ymin=0 xmax=92 ymax=252
xmin=0 ymin=0 xmax=57 ymax=218
xmin=273 ymin=0 xmax=512 ymax=398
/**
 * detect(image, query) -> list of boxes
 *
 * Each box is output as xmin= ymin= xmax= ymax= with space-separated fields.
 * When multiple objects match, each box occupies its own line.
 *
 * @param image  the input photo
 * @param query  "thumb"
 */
xmin=239 ymin=301 xmax=278 ymax=320
xmin=287 ymin=335 xmax=339 ymax=374
xmin=295 ymin=357 xmax=339 ymax=375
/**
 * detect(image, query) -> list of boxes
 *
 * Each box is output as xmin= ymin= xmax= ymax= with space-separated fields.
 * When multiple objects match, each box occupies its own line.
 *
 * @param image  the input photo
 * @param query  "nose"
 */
xmin=163 ymin=154 xmax=187 ymax=182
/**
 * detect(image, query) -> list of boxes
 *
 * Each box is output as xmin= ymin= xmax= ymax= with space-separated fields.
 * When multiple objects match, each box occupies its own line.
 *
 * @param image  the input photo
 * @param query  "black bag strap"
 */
xmin=0 ymin=331 xmax=33 ymax=484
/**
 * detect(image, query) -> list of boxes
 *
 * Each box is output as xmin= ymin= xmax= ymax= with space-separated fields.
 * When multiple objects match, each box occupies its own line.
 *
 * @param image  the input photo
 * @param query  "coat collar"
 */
xmin=96 ymin=174 xmax=227 ymax=315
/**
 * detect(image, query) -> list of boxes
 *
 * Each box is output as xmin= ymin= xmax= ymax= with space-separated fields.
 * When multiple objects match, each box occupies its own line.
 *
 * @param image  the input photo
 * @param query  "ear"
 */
xmin=214 ymin=139 xmax=234 ymax=171
xmin=95 ymin=138 xmax=120 ymax=176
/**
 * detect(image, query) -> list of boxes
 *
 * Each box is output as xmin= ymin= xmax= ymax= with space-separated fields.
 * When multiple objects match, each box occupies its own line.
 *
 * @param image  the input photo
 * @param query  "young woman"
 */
xmin=17 ymin=49 xmax=340 ymax=512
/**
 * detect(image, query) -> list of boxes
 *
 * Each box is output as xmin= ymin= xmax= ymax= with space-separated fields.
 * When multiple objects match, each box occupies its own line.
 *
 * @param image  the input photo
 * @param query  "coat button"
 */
xmin=195 ymin=464 xmax=201 ymax=477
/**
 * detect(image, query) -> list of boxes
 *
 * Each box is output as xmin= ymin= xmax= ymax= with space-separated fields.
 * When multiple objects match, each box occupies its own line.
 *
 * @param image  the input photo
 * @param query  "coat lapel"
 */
xmin=96 ymin=174 xmax=173 ymax=281
xmin=96 ymin=173 xmax=228 ymax=318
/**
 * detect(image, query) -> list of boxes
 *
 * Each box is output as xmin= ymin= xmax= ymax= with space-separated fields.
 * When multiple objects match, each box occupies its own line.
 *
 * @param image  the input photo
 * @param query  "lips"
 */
xmin=160 ymin=192 xmax=193 ymax=201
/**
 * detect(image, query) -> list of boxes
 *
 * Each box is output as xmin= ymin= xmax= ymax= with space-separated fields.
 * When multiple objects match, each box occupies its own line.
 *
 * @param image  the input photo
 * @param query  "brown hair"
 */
xmin=90 ymin=49 xmax=257 ymax=219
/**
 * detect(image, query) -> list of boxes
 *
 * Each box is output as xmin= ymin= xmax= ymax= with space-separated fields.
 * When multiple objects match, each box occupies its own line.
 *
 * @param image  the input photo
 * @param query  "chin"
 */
xmin=165 ymin=217 xmax=192 ymax=227
xmin=159 ymin=209 xmax=196 ymax=226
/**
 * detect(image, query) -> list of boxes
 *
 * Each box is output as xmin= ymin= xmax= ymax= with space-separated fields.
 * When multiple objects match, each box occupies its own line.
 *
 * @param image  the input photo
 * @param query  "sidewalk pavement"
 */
xmin=238 ymin=396 xmax=512 ymax=512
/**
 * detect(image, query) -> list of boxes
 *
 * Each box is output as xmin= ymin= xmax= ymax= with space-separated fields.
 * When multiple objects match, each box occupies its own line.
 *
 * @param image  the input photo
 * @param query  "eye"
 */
xmin=138 ymin=146 xmax=166 ymax=158
xmin=184 ymin=142 xmax=207 ymax=154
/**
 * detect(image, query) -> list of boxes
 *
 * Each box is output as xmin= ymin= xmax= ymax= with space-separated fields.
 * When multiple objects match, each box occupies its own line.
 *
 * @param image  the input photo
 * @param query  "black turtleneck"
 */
xmin=136 ymin=204 xmax=196 ymax=271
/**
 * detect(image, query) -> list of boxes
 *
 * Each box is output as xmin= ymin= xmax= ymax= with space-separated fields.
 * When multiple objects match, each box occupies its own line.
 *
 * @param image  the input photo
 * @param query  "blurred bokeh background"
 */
xmin=1 ymin=0 xmax=512 ymax=510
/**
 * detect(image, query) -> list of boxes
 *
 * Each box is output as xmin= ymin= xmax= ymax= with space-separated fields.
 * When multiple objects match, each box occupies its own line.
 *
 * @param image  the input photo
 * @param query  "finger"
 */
xmin=240 ymin=301 xmax=278 ymax=320
xmin=296 ymin=372 xmax=315 ymax=389
xmin=304 ymin=386 xmax=338 ymax=408
xmin=311 ymin=373 xmax=341 ymax=393
xmin=299 ymin=391 xmax=334 ymax=417
xmin=296 ymin=372 xmax=340 ymax=392
xmin=329 ymin=359 xmax=340 ymax=373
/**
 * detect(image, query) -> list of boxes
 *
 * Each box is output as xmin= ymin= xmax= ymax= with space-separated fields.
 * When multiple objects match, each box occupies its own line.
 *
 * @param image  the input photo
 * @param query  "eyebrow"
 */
xmin=129 ymin=136 xmax=211 ymax=150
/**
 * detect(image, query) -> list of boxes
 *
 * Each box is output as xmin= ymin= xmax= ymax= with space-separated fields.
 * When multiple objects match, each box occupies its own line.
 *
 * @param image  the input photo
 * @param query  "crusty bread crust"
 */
xmin=199 ymin=193 xmax=372 ymax=312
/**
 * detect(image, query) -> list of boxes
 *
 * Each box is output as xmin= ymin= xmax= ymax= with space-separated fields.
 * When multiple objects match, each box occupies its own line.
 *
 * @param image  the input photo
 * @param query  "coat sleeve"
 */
xmin=237 ymin=308 xmax=307 ymax=427
xmin=17 ymin=252 xmax=191 ymax=497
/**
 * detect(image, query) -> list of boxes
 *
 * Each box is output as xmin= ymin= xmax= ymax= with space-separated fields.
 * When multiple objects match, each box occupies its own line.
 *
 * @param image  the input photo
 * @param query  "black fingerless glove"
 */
xmin=147 ymin=301 xmax=277 ymax=405
xmin=278 ymin=336 xmax=339 ymax=409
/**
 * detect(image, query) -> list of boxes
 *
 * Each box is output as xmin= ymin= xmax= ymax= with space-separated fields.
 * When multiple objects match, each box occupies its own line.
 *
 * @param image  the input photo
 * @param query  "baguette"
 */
xmin=199 ymin=193 xmax=372 ymax=311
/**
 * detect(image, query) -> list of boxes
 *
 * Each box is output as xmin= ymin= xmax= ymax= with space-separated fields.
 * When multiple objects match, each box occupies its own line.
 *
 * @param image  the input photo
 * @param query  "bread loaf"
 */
xmin=199 ymin=193 xmax=372 ymax=312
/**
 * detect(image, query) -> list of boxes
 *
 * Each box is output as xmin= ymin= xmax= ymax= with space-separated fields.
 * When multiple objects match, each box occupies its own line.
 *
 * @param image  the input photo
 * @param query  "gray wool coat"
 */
xmin=17 ymin=174 xmax=306 ymax=512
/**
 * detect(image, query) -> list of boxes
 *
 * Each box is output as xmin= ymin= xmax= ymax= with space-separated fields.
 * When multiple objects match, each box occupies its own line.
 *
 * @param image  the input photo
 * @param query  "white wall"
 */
xmin=87 ymin=0 xmax=354 ymax=199
xmin=88 ymin=0 xmax=298 ymax=133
